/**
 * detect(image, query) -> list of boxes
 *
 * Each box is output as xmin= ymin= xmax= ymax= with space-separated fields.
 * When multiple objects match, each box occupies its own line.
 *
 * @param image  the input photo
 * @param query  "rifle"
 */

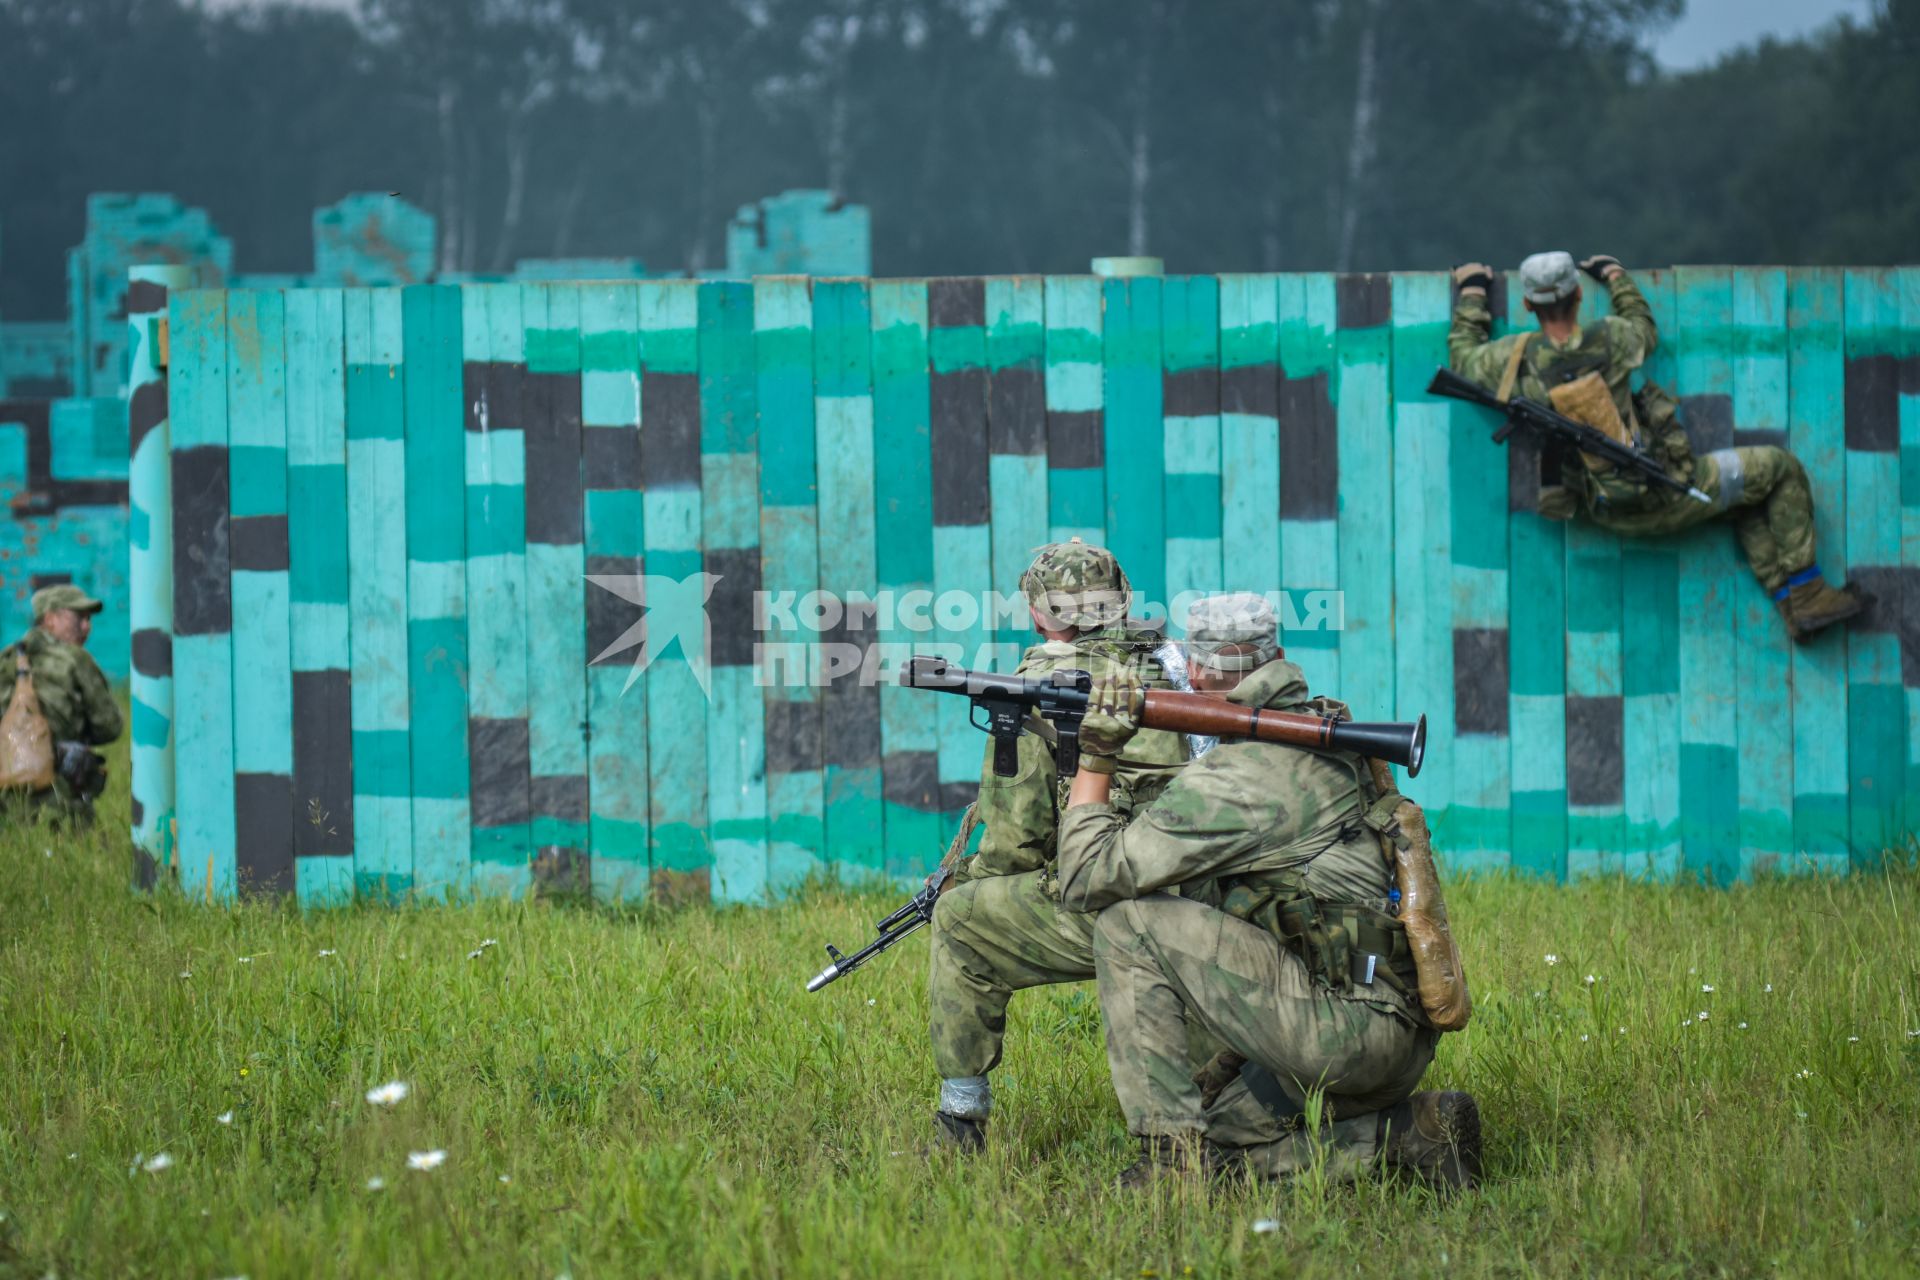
xmin=1428 ymin=365 xmax=1710 ymax=506
xmin=805 ymin=865 xmax=951 ymax=992
xmin=900 ymin=656 xmax=1426 ymax=778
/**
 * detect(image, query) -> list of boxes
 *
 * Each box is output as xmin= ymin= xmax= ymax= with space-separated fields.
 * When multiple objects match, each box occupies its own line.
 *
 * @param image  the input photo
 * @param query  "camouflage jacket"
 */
xmin=1056 ymin=658 xmax=1390 ymax=914
xmin=1449 ymin=272 xmax=1693 ymax=509
xmin=957 ymin=626 xmax=1188 ymax=883
xmin=2 ymin=629 xmax=124 ymax=747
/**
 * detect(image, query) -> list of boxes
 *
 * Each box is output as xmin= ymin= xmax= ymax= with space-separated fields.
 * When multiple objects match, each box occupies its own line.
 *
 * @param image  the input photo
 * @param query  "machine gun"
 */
xmin=900 ymin=656 xmax=1426 ymax=778
xmin=805 ymin=866 xmax=951 ymax=992
xmin=1428 ymin=366 xmax=1710 ymax=505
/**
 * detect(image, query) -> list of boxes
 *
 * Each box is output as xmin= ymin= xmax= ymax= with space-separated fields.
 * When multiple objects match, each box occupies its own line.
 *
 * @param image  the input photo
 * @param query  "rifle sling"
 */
xmin=1495 ymin=332 xmax=1534 ymax=405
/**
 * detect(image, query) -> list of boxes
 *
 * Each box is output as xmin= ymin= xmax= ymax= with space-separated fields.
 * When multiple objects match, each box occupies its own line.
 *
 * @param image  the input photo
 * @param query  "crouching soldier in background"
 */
xmin=924 ymin=539 xmax=1189 ymax=1152
xmin=1057 ymin=595 xmax=1479 ymax=1189
xmin=1 ymin=585 xmax=122 ymax=822
xmin=1450 ymin=251 xmax=1867 ymax=640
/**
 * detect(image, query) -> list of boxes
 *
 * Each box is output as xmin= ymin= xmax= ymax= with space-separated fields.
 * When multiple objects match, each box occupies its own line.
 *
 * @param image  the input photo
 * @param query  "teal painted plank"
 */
xmin=1673 ymin=266 xmax=1740 ymax=884
xmin=464 ymin=285 xmax=531 ymax=892
xmin=1842 ymin=268 xmax=1904 ymax=866
xmin=1786 ymin=267 xmax=1851 ymax=870
xmin=1619 ymin=270 xmax=1682 ymax=876
xmin=639 ymin=280 xmax=710 ymax=893
xmin=227 ymin=289 xmax=295 ymax=896
xmin=346 ymin=289 xmax=413 ymax=897
xmin=1102 ymin=275 xmax=1166 ymax=623
xmin=525 ymin=284 xmax=589 ymax=890
xmin=1731 ymin=268 xmax=1796 ymax=873
xmin=1043 ymin=275 xmax=1104 ymax=544
xmin=1281 ymin=273 xmax=1342 ymax=694
xmin=701 ymin=280 xmax=769 ymax=904
xmin=294 ymin=854 xmax=354 ymax=908
xmin=1332 ymin=274 xmax=1388 ymax=726
xmin=1162 ymin=275 xmax=1222 ymax=620
xmin=1443 ymin=272 xmax=1510 ymax=874
xmin=581 ymin=282 xmax=650 ymax=905
xmin=872 ymin=279 xmax=940 ymax=878
xmin=755 ymin=274 xmax=823 ymax=895
xmin=813 ymin=279 xmax=883 ymax=879
xmin=1219 ymin=274 xmax=1280 ymax=634
xmin=986 ymin=276 xmax=1047 ymax=669
xmin=1389 ymin=273 xmax=1455 ymax=831
xmin=402 ymin=284 xmax=472 ymax=899
xmin=169 ymin=287 xmax=236 ymax=901
xmin=1902 ymin=265 xmax=1920 ymax=850
xmin=1503 ymin=273 xmax=1566 ymax=881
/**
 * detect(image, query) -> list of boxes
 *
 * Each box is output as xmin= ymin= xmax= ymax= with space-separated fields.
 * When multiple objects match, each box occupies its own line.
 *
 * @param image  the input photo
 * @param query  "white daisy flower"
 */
xmin=365 ymin=1080 xmax=410 ymax=1106
xmin=1583 ymin=974 xmax=1597 ymax=986
xmin=1847 ymin=1036 xmax=1860 ymax=1043
xmin=1543 ymin=954 xmax=1559 ymax=966
xmin=179 ymin=971 xmax=192 ymax=980
xmin=498 ymin=1174 xmax=512 ymax=1184
xmin=142 ymin=1152 xmax=174 ymax=1173
xmin=366 ymin=1176 xmax=386 ymax=1191
xmin=1737 ymin=1023 xmax=1748 ymax=1030
xmin=1700 ymin=984 xmax=1714 ymax=994
xmin=318 ymin=949 xmax=336 ymax=958
xmin=216 ymin=1110 xmax=234 ymax=1125
xmin=407 ymin=1149 xmax=447 ymax=1172
xmin=1252 ymin=1218 xmax=1280 ymax=1234
xmin=1696 ymin=1010 xmax=1709 ymax=1021
xmin=467 ymin=949 xmax=484 ymax=960
xmin=1795 ymin=1069 xmax=1813 ymax=1080
xmin=1579 ymin=1034 xmax=1589 ymax=1043
xmin=1764 ymin=983 xmax=1773 ymax=993
xmin=480 ymin=938 xmax=498 ymax=949
xmin=237 ymin=957 xmax=252 ymax=965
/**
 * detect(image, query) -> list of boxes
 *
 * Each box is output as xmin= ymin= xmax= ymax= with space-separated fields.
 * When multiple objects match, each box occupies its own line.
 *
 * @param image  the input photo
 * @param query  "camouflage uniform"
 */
xmin=1059 ymin=635 xmax=1437 ymax=1179
xmin=1 ymin=587 xmax=123 ymax=819
xmin=1449 ymin=262 xmax=1824 ymax=597
xmin=926 ymin=540 xmax=1188 ymax=1124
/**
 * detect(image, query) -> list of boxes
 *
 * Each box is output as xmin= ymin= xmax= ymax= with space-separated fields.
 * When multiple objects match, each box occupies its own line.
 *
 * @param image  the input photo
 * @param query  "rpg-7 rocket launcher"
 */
xmin=899 ymin=655 xmax=1426 ymax=779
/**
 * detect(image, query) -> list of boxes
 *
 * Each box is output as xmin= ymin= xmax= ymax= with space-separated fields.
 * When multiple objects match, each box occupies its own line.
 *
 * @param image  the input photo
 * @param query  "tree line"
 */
xmin=1 ymin=0 xmax=1914 ymax=318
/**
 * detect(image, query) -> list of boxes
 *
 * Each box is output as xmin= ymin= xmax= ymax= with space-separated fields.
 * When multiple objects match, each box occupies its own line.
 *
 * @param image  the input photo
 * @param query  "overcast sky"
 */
xmin=1651 ymin=0 xmax=1876 ymax=68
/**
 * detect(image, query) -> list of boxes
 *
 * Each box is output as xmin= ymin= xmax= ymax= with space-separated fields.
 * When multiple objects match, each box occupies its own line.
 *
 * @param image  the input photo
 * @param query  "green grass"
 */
xmin=2 ymin=759 xmax=1918 ymax=1278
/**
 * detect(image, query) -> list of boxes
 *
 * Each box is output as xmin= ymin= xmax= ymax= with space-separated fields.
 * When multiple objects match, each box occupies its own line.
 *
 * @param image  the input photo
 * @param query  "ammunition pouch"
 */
xmin=1220 ymin=875 xmax=1421 ymax=1005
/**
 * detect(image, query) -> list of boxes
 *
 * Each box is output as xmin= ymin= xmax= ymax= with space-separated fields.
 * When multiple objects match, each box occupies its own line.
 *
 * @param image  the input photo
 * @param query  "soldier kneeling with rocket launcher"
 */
xmin=1055 ymin=594 xmax=1479 ymax=1189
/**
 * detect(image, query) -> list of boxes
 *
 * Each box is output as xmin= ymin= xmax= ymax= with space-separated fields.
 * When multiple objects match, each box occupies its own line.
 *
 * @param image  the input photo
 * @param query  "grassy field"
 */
xmin=3 ymin=762 xmax=1918 ymax=1279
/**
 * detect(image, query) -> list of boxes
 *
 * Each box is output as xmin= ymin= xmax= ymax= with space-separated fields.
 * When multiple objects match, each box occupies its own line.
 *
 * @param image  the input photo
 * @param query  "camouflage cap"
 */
xmin=1519 ymin=250 xmax=1578 ymax=305
xmin=1185 ymin=592 xmax=1278 ymax=673
xmin=1020 ymin=538 xmax=1132 ymax=630
xmin=32 ymin=583 xmax=103 ymax=620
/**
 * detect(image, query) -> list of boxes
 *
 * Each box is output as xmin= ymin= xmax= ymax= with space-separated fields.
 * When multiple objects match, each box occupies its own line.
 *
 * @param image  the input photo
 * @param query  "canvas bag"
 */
xmin=1 ymin=650 xmax=56 ymax=791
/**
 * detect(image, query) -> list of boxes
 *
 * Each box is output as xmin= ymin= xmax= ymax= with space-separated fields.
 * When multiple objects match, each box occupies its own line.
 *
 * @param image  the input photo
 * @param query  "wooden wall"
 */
xmin=139 ymin=269 xmax=1919 ymax=904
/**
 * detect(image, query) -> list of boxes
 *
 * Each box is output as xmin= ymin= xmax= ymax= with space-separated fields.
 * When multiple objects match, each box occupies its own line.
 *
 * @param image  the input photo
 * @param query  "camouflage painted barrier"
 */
xmin=133 ymin=267 xmax=1917 ymax=906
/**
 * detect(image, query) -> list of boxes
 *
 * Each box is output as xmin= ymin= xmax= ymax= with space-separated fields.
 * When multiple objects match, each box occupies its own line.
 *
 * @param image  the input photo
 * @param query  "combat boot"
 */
xmin=1379 ymin=1091 xmax=1481 ymax=1192
xmin=1114 ymin=1133 xmax=1204 ymax=1189
xmin=930 ymin=1111 xmax=986 ymax=1155
xmin=1786 ymin=574 xmax=1872 ymax=642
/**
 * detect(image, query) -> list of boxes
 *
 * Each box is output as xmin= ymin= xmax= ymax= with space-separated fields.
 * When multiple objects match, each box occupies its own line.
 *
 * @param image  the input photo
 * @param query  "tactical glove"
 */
xmin=1076 ymin=670 xmax=1144 ymax=774
xmin=1578 ymin=254 xmax=1622 ymax=282
xmin=1452 ymin=262 xmax=1494 ymax=293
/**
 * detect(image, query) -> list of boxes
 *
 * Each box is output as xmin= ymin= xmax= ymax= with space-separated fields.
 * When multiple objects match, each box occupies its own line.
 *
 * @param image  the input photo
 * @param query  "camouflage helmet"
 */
xmin=1020 ymin=538 xmax=1131 ymax=631
xmin=1185 ymin=592 xmax=1279 ymax=673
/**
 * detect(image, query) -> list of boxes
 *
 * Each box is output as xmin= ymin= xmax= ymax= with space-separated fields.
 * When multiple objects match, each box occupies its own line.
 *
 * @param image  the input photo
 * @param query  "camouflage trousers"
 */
xmin=1093 ymin=893 xmax=1435 ymax=1179
xmin=927 ymin=867 xmax=1095 ymax=1084
xmin=1590 ymin=445 xmax=1817 ymax=593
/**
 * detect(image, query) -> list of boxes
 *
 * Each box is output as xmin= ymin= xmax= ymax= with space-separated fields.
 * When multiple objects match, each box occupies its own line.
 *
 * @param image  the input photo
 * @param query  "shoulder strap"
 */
xmin=1495 ymin=332 xmax=1535 ymax=404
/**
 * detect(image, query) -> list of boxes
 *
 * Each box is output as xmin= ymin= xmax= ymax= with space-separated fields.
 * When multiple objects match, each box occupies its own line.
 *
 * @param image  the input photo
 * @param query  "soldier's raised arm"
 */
xmin=1580 ymin=255 xmax=1657 ymax=368
xmin=1446 ymin=262 xmax=1509 ymax=386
